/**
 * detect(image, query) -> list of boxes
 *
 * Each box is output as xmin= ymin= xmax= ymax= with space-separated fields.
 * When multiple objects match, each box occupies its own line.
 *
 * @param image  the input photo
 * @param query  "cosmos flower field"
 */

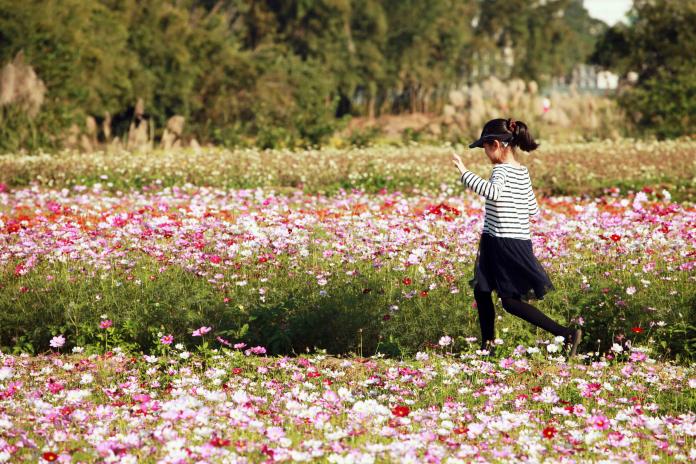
xmin=0 ymin=143 xmax=695 ymax=462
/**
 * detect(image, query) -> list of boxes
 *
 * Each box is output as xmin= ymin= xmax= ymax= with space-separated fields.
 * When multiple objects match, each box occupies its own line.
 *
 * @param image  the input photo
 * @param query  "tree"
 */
xmin=382 ymin=0 xmax=477 ymax=114
xmin=591 ymin=0 xmax=696 ymax=138
xmin=0 ymin=0 xmax=137 ymax=117
xmin=476 ymin=0 xmax=604 ymax=83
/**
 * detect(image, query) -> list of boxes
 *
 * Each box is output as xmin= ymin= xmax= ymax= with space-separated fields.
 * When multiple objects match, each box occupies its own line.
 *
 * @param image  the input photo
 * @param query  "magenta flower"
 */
xmin=160 ymin=335 xmax=174 ymax=345
xmin=100 ymin=319 xmax=113 ymax=329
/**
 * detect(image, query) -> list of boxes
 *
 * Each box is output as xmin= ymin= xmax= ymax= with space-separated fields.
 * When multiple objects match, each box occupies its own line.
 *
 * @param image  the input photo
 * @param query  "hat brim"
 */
xmin=468 ymin=138 xmax=485 ymax=149
xmin=468 ymin=133 xmax=513 ymax=149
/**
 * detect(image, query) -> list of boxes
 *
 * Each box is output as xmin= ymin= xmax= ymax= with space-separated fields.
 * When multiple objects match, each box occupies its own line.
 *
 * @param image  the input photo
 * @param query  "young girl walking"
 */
xmin=452 ymin=118 xmax=582 ymax=357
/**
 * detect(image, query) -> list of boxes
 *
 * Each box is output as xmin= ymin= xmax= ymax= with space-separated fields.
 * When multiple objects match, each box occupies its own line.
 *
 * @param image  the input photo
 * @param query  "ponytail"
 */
xmin=506 ymin=118 xmax=539 ymax=152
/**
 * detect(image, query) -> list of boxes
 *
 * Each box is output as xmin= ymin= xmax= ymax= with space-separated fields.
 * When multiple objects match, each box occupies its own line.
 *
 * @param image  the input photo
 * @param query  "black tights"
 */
xmin=474 ymin=287 xmax=572 ymax=348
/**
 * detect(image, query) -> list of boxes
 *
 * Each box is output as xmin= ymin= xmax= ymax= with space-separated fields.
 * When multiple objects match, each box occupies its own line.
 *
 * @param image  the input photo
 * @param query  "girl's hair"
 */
xmin=482 ymin=118 xmax=539 ymax=152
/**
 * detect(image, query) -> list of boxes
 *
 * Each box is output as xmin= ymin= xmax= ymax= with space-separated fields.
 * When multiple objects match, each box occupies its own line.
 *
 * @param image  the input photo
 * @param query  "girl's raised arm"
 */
xmin=460 ymin=166 xmax=508 ymax=201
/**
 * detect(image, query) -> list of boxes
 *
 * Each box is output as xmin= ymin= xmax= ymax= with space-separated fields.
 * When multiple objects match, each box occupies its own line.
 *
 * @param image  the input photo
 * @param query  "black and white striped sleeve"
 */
xmin=460 ymin=166 xmax=507 ymax=201
xmin=528 ymin=187 xmax=539 ymax=216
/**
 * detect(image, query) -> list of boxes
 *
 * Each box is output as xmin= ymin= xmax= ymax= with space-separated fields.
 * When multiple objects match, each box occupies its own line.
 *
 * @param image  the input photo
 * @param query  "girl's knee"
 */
xmin=500 ymin=297 xmax=519 ymax=313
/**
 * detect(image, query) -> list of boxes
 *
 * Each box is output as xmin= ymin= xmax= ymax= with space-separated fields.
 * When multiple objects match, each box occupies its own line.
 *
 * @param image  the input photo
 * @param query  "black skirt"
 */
xmin=468 ymin=232 xmax=555 ymax=302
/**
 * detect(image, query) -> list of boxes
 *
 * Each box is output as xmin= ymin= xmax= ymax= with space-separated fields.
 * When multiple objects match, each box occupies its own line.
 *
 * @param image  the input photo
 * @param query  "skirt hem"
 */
xmin=467 ymin=232 xmax=555 ymax=303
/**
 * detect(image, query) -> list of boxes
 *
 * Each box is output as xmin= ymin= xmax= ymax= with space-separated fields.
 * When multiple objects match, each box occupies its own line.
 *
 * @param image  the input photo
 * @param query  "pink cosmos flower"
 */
xmin=244 ymin=346 xmax=267 ymax=356
xmin=100 ymin=319 xmax=113 ymax=329
xmin=589 ymin=414 xmax=610 ymax=430
xmin=192 ymin=326 xmax=212 ymax=337
xmin=160 ymin=335 xmax=174 ymax=345
xmin=49 ymin=335 xmax=65 ymax=348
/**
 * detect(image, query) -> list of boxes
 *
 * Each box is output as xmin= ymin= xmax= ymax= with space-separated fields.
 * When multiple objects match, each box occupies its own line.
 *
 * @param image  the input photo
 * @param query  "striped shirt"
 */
xmin=460 ymin=163 xmax=539 ymax=240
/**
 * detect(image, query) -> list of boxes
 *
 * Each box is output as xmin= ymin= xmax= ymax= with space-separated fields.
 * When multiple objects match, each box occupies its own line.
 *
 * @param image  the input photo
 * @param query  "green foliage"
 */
xmin=0 ymin=104 xmax=66 ymax=153
xmin=248 ymin=53 xmax=342 ymax=148
xmin=347 ymin=125 xmax=382 ymax=147
xmin=591 ymin=0 xmax=696 ymax=138
xmin=0 ymin=0 xmax=612 ymax=151
xmin=619 ymin=64 xmax=695 ymax=140
xmin=0 ymin=0 xmax=137 ymax=115
xmin=1 ymin=245 xmax=692 ymax=364
xmin=475 ymin=0 xmax=605 ymax=83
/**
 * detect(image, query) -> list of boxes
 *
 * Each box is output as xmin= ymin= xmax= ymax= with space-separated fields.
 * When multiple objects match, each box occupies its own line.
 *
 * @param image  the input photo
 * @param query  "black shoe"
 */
xmin=566 ymin=329 xmax=582 ymax=358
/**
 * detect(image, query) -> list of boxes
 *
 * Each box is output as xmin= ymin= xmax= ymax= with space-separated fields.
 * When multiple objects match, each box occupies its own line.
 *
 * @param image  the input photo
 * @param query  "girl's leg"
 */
xmin=500 ymin=297 xmax=573 ymax=339
xmin=474 ymin=287 xmax=496 ymax=348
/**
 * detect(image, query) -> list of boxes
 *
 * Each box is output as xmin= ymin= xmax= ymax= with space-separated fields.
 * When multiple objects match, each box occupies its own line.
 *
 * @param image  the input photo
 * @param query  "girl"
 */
xmin=452 ymin=118 xmax=582 ymax=357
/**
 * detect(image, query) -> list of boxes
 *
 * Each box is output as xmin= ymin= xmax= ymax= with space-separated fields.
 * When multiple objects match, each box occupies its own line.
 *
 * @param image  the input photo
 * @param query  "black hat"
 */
xmin=468 ymin=130 xmax=514 ymax=149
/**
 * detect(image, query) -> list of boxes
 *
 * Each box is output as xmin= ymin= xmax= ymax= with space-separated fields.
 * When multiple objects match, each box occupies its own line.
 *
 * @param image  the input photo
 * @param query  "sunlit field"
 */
xmin=1 ymin=141 xmax=694 ymax=462
xmin=1 ymin=139 xmax=695 ymax=200
xmin=1 ymin=349 xmax=694 ymax=463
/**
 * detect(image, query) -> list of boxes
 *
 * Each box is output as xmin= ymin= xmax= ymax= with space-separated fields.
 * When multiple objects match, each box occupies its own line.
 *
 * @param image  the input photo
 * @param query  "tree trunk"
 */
xmin=409 ymin=84 xmax=418 ymax=114
xmin=367 ymin=81 xmax=376 ymax=120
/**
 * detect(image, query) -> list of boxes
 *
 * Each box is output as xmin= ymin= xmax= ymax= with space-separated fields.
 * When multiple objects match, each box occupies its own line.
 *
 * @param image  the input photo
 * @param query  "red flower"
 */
xmin=610 ymin=234 xmax=621 ymax=242
xmin=42 ymin=452 xmax=58 ymax=462
xmin=6 ymin=221 xmax=20 ymax=233
xmin=209 ymin=437 xmax=231 ymax=447
xmin=391 ymin=405 xmax=410 ymax=417
xmin=232 ymin=367 xmax=243 ymax=375
xmin=631 ymin=327 xmax=644 ymax=334
xmin=209 ymin=255 xmax=222 ymax=264
xmin=542 ymin=426 xmax=557 ymax=439
xmin=382 ymin=314 xmax=391 ymax=321
xmin=14 ymin=262 xmax=24 ymax=277
xmin=402 ymin=277 xmax=412 ymax=285
xmin=419 ymin=290 xmax=428 ymax=297
xmin=453 ymin=426 xmax=469 ymax=435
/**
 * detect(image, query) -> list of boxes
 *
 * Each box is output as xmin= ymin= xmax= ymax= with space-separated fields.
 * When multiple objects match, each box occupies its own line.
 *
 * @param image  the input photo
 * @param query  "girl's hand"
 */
xmin=452 ymin=152 xmax=467 ymax=175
